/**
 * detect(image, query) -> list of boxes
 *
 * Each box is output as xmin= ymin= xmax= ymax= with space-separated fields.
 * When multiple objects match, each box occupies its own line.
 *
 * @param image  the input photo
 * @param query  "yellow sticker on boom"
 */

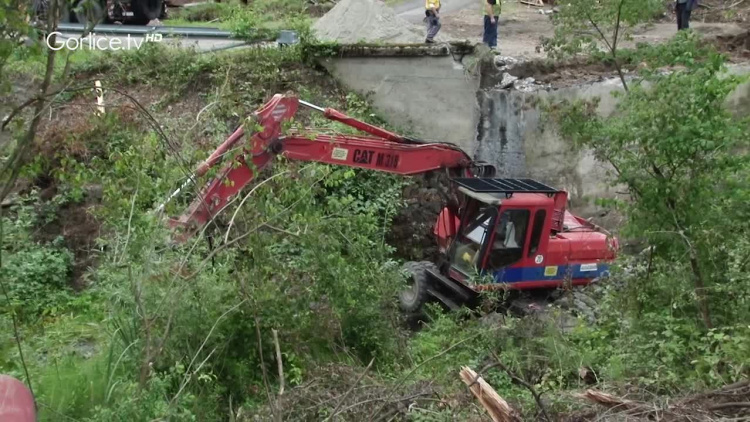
xmin=544 ymin=266 xmax=558 ymax=277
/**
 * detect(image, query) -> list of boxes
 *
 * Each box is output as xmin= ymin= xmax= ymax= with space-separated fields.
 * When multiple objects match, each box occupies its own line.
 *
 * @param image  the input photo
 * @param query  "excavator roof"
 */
xmin=453 ymin=178 xmax=559 ymax=194
xmin=453 ymin=178 xmax=561 ymax=206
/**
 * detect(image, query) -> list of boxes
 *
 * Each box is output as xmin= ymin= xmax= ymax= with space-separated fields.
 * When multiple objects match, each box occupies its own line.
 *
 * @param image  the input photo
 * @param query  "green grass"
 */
xmin=160 ymin=18 xmax=230 ymax=28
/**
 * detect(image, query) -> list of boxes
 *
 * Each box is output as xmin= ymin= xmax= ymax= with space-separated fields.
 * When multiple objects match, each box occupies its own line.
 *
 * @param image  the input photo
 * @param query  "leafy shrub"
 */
xmin=1 ymin=202 xmax=75 ymax=320
xmin=545 ymin=32 xmax=750 ymax=391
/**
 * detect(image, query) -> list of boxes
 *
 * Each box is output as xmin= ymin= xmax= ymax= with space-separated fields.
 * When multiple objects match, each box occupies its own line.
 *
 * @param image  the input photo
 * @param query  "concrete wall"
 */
xmin=476 ymin=63 xmax=750 ymax=215
xmin=475 ymin=77 xmax=627 ymax=215
xmin=321 ymin=52 xmax=750 ymax=216
xmin=319 ymin=55 xmax=480 ymax=153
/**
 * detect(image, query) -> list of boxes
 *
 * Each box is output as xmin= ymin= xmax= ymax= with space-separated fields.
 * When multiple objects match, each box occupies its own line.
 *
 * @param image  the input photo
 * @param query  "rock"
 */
xmin=575 ymin=291 xmax=598 ymax=309
xmin=511 ymin=76 xmax=544 ymax=92
xmin=493 ymin=55 xmax=519 ymax=69
xmin=1 ymin=193 xmax=20 ymax=207
xmin=554 ymin=310 xmax=580 ymax=334
xmin=573 ymin=298 xmax=596 ymax=322
xmin=509 ymin=298 xmax=548 ymax=316
xmin=480 ymin=312 xmax=505 ymax=327
xmin=72 ymin=338 xmax=97 ymax=359
xmin=498 ymin=72 xmax=518 ymax=89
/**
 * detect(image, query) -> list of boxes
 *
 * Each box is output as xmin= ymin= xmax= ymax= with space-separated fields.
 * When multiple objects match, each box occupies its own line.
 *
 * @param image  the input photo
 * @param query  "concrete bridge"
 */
xmin=316 ymin=42 xmax=750 ymax=216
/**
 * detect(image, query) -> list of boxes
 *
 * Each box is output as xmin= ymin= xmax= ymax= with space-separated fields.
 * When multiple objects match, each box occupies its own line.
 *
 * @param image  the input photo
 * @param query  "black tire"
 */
xmin=73 ymin=0 xmax=105 ymax=27
xmin=398 ymin=261 xmax=437 ymax=313
xmin=131 ymin=0 xmax=163 ymax=24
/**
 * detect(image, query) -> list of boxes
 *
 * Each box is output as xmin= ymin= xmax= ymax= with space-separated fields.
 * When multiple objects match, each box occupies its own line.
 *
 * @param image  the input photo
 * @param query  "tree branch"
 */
xmin=488 ymin=351 xmax=551 ymax=422
xmin=583 ymin=6 xmax=629 ymax=92
xmin=272 ymin=329 xmax=285 ymax=396
xmin=325 ymin=358 xmax=375 ymax=421
xmin=368 ymin=328 xmax=496 ymax=420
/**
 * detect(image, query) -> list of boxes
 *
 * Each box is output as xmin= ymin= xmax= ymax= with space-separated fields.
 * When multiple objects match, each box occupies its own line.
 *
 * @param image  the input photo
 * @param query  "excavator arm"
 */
xmin=160 ymin=94 xmax=494 ymax=240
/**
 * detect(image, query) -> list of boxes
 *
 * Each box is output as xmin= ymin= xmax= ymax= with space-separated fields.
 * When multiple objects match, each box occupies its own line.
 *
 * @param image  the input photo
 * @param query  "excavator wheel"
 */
xmin=398 ymin=261 xmax=437 ymax=313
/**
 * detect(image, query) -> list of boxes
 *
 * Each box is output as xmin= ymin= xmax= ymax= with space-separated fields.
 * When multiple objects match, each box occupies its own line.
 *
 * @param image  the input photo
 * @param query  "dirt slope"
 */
xmin=313 ymin=0 xmax=425 ymax=43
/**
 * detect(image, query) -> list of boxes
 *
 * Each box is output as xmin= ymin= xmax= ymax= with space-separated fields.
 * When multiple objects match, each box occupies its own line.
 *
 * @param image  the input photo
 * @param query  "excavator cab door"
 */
xmin=447 ymin=205 xmax=498 ymax=279
xmin=482 ymin=208 xmax=530 ymax=271
xmin=446 ymin=202 xmax=537 ymax=286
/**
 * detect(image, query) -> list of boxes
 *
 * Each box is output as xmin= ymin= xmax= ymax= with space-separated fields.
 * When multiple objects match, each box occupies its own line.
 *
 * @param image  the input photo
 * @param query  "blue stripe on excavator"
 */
xmin=490 ymin=263 xmax=611 ymax=284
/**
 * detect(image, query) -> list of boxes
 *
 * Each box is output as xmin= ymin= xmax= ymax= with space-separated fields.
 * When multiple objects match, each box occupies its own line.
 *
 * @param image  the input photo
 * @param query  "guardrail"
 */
xmin=57 ymin=23 xmax=235 ymax=38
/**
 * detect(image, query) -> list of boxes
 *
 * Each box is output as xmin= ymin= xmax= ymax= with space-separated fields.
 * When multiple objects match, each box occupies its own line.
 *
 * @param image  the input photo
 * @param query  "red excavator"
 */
xmin=159 ymin=93 xmax=618 ymax=313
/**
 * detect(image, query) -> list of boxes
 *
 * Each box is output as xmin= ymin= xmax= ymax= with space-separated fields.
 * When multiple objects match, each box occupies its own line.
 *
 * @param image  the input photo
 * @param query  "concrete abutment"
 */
xmin=318 ymin=44 xmax=750 ymax=217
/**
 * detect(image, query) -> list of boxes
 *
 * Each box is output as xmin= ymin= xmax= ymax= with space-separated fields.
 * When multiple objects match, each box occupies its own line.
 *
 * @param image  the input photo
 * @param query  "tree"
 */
xmin=0 ymin=0 xmax=36 ymax=94
xmin=546 ymin=33 xmax=750 ymax=330
xmin=1 ymin=0 xmax=63 ymax=202
xmin=541 ymin=0 xmax=662 ymax=91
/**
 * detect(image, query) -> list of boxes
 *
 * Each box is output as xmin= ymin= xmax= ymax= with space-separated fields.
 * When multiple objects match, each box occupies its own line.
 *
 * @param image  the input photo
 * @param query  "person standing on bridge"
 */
xmin=425 ymin=0 xmax=441 ymax=43
xmin=482 ymin=0 xmax=502 ymax=50
xmin=676 ymin=0 xmax=698 ymax=30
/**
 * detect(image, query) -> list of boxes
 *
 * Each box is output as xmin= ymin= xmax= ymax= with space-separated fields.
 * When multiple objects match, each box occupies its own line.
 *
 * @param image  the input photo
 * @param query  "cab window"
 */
xmin=527 ymin=209 xmax=547 ymax=257
xmin=450 ymin=207 xmax=497 ymax=274
xmin=487 ymin=209 xmax=529 ymax=269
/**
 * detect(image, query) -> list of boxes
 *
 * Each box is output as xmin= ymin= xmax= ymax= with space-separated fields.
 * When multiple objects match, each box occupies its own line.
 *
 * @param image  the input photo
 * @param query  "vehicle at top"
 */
xmin=32 ymin=0 xmax=165 ymax=26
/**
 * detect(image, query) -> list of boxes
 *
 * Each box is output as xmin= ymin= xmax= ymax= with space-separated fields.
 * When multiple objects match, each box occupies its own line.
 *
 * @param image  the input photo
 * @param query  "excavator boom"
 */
xmin=161 ymin=94 xmax=494 ymax=240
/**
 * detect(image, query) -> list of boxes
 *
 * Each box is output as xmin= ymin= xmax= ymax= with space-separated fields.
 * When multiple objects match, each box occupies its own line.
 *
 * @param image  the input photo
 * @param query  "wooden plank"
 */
xmin=460 ymin=366 xmax=520 ymax=422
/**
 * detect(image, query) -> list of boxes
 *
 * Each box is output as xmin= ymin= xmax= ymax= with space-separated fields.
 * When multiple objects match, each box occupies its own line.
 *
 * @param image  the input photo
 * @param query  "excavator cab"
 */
xmin=449 ymin=206 xmax=528 ymax=276
xmin=446 ymin=178 xmax=561 ymax=285
xmin=401 ymin=178 xmax=617 ymax=313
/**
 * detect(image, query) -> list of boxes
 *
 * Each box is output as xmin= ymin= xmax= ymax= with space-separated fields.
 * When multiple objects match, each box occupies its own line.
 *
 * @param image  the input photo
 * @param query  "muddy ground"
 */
xmin=438 ymin=0 xmax=749 ymax=59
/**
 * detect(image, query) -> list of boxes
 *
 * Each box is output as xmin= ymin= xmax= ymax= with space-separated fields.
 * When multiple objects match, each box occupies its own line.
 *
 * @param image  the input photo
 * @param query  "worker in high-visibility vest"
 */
xmin=425 ymin=0 xmax=441 ymax=43
xmin=482 ymin=0 xmax=502 ymax=50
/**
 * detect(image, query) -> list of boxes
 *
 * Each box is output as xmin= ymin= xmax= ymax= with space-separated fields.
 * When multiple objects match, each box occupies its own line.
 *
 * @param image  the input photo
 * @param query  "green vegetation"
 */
xmin=2 ymin=41 xmax=417 ymax=420
xmin=541 ymin=0 xmax=662 ymax=89
xmin=164 ymin=0 xmax=314 ymax=42
xmin=1 ymin=1 xmax=749 ymax=421
xmin=544 ymin=30 xmax=750 ymax=389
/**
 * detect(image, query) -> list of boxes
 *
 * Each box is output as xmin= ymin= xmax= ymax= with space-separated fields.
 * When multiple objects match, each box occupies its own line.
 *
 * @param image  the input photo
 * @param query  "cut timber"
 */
xmin=576 ymin=389 xmax=638 ymax=410
xmin=460 ymin=366 xmax=520 ymax=422
xmin=520 ymin=0 xmax=544 ymax=6
xmin=94 ymin=80 xmax=104 ymax=116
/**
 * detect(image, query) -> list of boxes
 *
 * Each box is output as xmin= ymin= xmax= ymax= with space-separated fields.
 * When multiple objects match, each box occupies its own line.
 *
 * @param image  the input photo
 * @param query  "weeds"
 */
xmin=1 ymin=7 xmax=748 ymax=422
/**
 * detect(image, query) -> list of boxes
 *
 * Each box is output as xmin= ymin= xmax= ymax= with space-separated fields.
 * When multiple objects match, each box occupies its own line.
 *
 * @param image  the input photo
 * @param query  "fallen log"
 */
xmin=460 ymin=366 xmax=520 ymax=422
xmin=576 ymin=382 xmax=750 ymax=420
xmin=576 ymin=389 xmax=638 ymax=410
